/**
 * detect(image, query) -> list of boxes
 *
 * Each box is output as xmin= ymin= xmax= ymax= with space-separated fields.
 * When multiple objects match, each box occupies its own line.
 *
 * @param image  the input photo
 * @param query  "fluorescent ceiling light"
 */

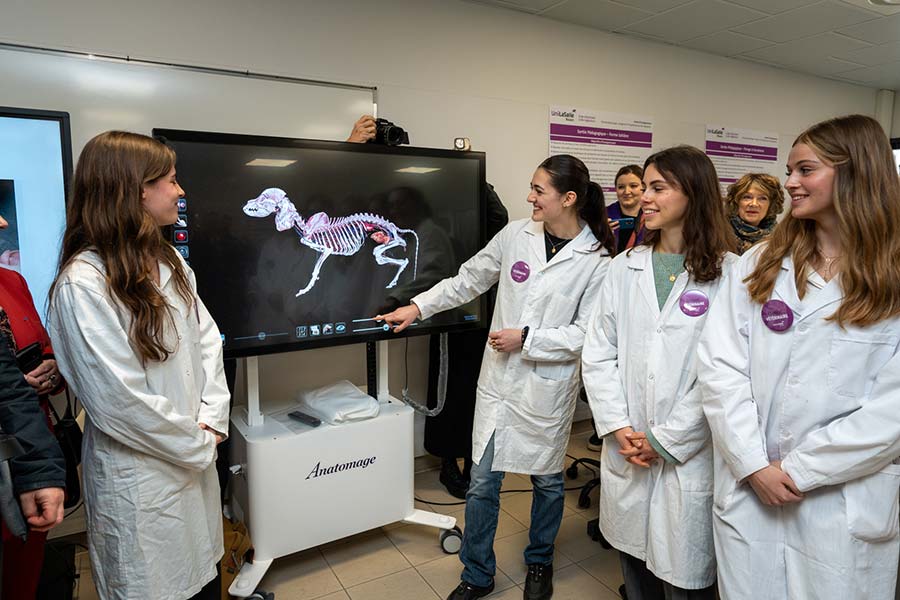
xmin=245 ymin=159 xmax=297 ymax=167
xmin=395 ymin=167 xmax=441 ymax=174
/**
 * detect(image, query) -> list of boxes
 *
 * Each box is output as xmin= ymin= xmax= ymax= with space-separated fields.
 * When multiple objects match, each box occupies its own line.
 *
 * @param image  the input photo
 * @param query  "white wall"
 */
xmin=1 ymin=0 xmax=880 ymax=437
xmin=894 ymin=94 xmax=900 ymax=138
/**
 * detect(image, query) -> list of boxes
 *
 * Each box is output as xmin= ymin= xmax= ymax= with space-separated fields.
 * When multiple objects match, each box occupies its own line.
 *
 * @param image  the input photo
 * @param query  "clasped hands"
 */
xmin=613 ymin=426 xmax=660 ymax=468
xmin=746 ymin=460 xmax=803 ymax=506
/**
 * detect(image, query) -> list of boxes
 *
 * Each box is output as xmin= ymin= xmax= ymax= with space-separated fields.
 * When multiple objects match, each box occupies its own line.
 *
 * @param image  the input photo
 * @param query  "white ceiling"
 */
xmin=461 ymin=0 xmax=900 ymax=90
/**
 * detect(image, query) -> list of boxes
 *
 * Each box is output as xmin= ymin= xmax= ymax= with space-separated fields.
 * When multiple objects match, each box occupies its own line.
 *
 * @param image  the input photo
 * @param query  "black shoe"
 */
xmin=524 ymin=562 xmax=553 ymax=600
xmin=440 ymin=458 xmax=469 ymax=500
xmin=618 ymin=584 xmax=628 ymax=599
xmin=446 ymin=580 xmax=495 ymax=600
xmin=587 ymin=434 xmax=603 ymax=452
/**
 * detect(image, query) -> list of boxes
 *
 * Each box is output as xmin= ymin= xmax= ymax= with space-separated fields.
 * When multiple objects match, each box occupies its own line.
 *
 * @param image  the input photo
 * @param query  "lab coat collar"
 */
xmin=523 ymin=219 xmax=547 ymax=267
xmin=625 ymin=246 xmax=662 ymax=319
xmin=775 ymin=255 xmax=842 ymax=322
xmin=158 ymin=259 xmax=174 ymax=289
xmin=523 ymin=219 xmax=599 ymax=270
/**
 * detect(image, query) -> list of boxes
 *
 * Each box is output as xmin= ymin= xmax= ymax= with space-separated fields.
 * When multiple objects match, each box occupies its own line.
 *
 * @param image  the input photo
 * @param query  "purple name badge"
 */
xmin=761 ymin=299 xmax=794 ymax=332
xmin=679 ymin=289 xmax=709 ymax=317
xmin=511 ymin=261 xmax=531 ymax=283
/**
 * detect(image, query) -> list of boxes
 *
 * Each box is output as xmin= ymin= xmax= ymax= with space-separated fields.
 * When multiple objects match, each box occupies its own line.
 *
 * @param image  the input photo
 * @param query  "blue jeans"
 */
xmin=459 ymin=434 xmax=565 ymax=588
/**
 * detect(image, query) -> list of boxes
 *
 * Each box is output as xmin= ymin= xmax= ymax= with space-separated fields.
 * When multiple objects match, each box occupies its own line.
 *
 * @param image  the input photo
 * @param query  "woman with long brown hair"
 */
xmin=583 ymin=145 xmax=736 ymax=599
xmin=724 ymin=173 xmax=785 ymax=255
xmin=698 ymin=114 xmax=900 ymax=599
xmin=48 ymin=131 xmax=230 ymax=600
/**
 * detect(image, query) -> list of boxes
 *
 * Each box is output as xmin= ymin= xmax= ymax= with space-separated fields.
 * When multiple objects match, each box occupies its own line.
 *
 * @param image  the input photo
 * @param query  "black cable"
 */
xmin=64 ymin=499 xmax=84 ymax=517
xmin=416 ymin=483 xmax=591 ymax=507
xmin=417 ymin=454 xmax=600 ymax=506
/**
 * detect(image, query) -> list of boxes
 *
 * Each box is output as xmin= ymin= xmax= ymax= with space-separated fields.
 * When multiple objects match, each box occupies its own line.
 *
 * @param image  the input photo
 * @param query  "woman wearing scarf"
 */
xmin=725 ymin=174 xmax=784 ymax=255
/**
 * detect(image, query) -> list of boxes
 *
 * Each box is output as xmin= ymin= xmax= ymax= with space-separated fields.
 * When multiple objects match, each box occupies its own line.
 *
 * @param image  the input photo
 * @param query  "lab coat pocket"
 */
xmin=522 ymin=371 xmax=572 ymax=421
xmin=828 ymin=332 xmax=897 ymax=398
xmin=844 ymin=464 xmax=900 ymax=542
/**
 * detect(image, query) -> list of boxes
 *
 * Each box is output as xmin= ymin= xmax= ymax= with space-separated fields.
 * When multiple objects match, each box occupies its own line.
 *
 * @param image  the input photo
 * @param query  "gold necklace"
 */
xmin=546 ymin=232 xmax=570 ymax=254
xmin=816 ymin=247 xmax=842 ymax=280
xmin=657 ymin=255 xmax=683 ymax=283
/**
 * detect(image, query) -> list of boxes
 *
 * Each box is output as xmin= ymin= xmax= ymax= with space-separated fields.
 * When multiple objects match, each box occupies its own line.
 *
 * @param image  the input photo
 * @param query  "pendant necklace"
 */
xmin=545 ymin=231 xmax=571 ymax=254
xmin=549 ymin=238 xmax=568 ymax=254
xmin=817 ymin=248 xmax=842 ymax=280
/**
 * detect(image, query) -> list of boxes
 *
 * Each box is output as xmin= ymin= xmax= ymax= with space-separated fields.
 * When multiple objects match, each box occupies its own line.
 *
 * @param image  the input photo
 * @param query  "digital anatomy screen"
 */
xmin=155 ymin=129 xmax=486 ymax=358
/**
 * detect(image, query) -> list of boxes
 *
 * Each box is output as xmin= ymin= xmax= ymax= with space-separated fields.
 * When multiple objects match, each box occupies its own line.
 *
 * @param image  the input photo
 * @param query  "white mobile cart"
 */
xmin=227 ymin=341 xmax=461 ymax=598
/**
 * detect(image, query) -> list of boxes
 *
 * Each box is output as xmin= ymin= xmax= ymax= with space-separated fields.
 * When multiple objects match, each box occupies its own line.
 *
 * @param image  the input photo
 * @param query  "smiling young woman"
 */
xmin=698 ymin=114 xmax=900 ymax=600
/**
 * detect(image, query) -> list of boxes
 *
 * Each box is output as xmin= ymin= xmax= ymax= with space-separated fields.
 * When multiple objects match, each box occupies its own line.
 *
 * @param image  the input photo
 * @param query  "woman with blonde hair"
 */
xmin=698 ymin=114 xmax=900 ymax=599
xmin=48 ymin=131 xmax=230 ymax=600
xmin=724 ymin=173 xmax=784 ymax=254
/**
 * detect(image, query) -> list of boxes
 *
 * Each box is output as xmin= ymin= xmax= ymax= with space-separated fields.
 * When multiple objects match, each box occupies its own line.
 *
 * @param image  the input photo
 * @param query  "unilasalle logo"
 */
xmin=551 ymin=108 xmax=577 ymax=121
xmin=306 ymin=455 xmax=378 ymax=480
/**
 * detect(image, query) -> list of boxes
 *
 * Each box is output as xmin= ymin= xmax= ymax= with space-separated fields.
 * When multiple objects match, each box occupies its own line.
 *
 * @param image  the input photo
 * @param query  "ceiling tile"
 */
xmin=463 ymin=0 xmax=562 ymax=12
xmin=837 ymin=12 xmax=900 ymax=44
xmin=743 ymin=32 xmax=871 ymax=64
xmin=835 ymin=61 xmax=900 ymax=87
xmin=743 ymin=34 xmax=869 ymax=76
xmin=731 ymin=1 xmax=880 ymax=43
xmin=834 ymin=40 xmax=900 ymax=66
xmin=604 ymin=0 xmax=692 ymax=11
xmin=542 ymin=0 xmax=654 ymax=31
xmin=793 ymin=56 xmax=868 ymax=76
xmin=725 ymin=0 xmax=819 ymax=14
xmin=840 ymin=0 xmax=900 ymax=17
xmin=624 ymin=0 xmax=766 ymax=42
xmin=682 ymin=31 xmax=773 ymax=55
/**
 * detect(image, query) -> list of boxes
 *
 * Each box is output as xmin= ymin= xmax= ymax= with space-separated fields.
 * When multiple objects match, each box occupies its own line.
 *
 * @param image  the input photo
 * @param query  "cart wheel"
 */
xmin=440 ymin=526 xmax=463 ymax=554
xmin=565 ymin=464 xmax=579 ymax=479
xmin=247 ymin=591 xmax=274 ymax=600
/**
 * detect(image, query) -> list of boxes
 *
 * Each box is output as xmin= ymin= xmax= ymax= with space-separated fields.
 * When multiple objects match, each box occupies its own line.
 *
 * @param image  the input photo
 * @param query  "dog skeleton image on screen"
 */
xmin=244 ymin=187 xmax=419 ymax=296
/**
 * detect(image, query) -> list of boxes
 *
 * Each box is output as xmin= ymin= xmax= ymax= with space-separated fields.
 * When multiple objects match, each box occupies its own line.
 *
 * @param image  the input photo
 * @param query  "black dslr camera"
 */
xmin=370 ymin=118 xmax=410 ymax=146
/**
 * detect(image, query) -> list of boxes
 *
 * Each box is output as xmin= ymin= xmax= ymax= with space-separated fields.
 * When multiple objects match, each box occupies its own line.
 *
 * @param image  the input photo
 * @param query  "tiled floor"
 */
xmin=73 ymin=421 xmax=624 ymax=599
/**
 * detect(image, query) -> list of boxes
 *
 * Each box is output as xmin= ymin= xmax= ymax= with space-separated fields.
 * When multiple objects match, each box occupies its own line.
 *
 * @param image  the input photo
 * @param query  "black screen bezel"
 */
xmin=0 ymin=106 xmax=74 ymax=207
xmin=153 ymin=127 xmax=488 ymax=359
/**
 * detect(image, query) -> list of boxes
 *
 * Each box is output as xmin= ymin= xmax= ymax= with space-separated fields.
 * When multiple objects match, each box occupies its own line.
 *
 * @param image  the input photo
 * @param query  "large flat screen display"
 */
xmin=0 ymin=107 xmax=72 ymax=322
xmin=155 ymin=129 xmax=486 ymax=358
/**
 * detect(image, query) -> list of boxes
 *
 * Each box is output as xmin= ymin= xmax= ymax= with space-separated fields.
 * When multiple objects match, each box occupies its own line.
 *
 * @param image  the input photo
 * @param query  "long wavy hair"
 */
xmin=640 ymin=146 xmax=735 ymax=282
xmin=539 ymin=154 xmax=616 ymax=256
xmin=746 ymin=114 xmax=900 ymax=327
xmin=51 ymin=131 xmax=193 ymax=363
xmin=724 ymin=173 xmax=785 ymax=223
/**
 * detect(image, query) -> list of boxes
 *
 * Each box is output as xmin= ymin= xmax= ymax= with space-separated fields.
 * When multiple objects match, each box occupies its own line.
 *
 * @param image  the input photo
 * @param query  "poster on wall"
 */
xmin=704 ymin=125 xmax=779 ymax=193
xmin=549 ymin=106 xmax=654 ymax=196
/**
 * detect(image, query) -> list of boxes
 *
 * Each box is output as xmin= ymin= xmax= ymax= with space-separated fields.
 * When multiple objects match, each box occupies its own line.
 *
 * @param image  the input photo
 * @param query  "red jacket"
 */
xmin=0 ymin=267 xmax=54 ymax=359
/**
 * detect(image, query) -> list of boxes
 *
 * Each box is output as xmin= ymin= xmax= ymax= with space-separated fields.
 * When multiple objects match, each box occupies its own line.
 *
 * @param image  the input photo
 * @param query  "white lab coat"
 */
xmin=697 ymin=245 xmax=900 ymax=600
xmin=49 ymin=251 xmax=230 ymax=600
xmin=582 ymin=246 xmax=735 ymax=589
xmin=413 ymin=218 xmax=609 ymax=475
